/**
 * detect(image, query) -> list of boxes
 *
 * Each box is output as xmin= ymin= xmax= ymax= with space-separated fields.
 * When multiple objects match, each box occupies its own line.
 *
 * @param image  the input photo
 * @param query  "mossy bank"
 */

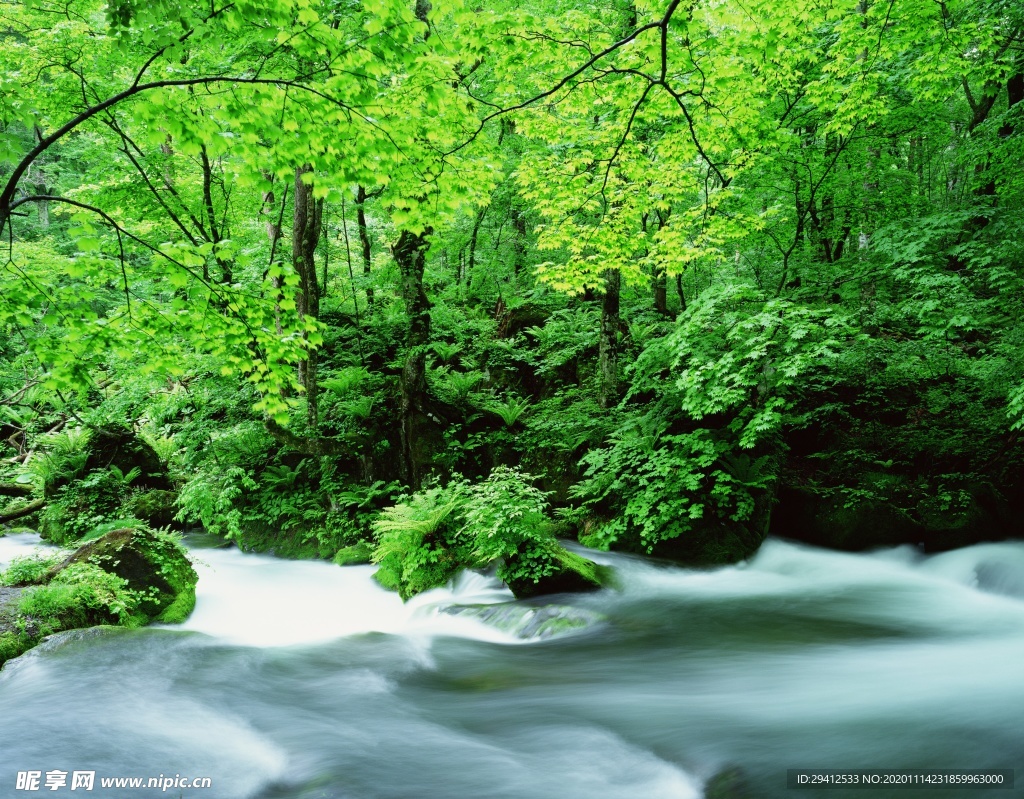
xmin=0 ymin=527 xmax=197 ymax=668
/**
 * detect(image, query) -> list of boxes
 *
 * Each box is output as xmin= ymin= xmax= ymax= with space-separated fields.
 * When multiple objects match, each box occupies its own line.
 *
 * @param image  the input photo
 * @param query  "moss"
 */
xmin=333 ymin=541 xmax=374 ymax=566
xmin=52 ymin=527 xmax=198 ymax=624
xmin=0 ymin=561 xmax=140 ymax=669
xmin=2 ymin=527 xmax=199 ymax=669
xmin=125 ymin=489 xmax=180 ymax=528
xmin=705 ymin=767 xmax=751 ymax=799
xmin=502 ymin=543 xmax=611 ymax=600
xmin=0 ymin=630 xmax=34 ymax=664
xmin=17 ymin=564 xmax=131 ymax=633
xmin=552 ymin=547 xmax=613 ymax=587
xmin=38 ymin=503 xmax=73 ymax=545
xmin=154 ymin=584 xmax=196 ymax=624
xmin=233 ymin=522 xmax=338 ymax=560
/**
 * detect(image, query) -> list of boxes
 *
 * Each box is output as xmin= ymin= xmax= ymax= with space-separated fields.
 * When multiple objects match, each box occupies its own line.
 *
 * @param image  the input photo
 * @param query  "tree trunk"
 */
xmin=293 ymin=166 xmax=324 ymax=431
xmin=510 ymin=205 xmax=525 ymax=277
xmin=952 ymin=70 xmax=1024 ymax=265
xmin=652 ymin=266 xmax=668 ymax=315
xmin=467 ymin=205 xmax=486 ymax=286
xmin=0 ymin=498 xmax=45 ymax=524
xmin=675 ymin=273 xmax=686 ymax=311
xmin=977 ymin=72 xmax=1023 ymax=199
xmin=392 ymin=229 xmax=433 ymax=488
xmin=598 ymin=268 xmax=621 ymax=409
xmin=356 ymin=185 xmax=374 ymax=307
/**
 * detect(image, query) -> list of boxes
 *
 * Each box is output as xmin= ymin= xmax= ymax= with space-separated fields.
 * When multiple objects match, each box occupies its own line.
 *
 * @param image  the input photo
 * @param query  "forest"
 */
xmin=2 ymin=1 xmax=1024 ymax=795
xmin=1 ymin=0 xmax=1024 ymax=652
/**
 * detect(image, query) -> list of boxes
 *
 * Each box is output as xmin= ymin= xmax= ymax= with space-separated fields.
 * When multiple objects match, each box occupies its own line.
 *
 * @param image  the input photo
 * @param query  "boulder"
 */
xmin=771 ymin=486 xmax=924 ymax=550
xmin=82 ymin=426 xmax=171 ymax=491
xmin=771 ymin=480 xmax=1017 ymax=553
xmin=125 ymin=489 xmax=180 ymax=528
xmin=705 ymin=766 xmax=751 ymax=799
xmin=2 ymin=520 xmax=197 ymax=673
xmin=49 ymin=527 xmax=198 ymax=624
xmin=332 ymin=541 xmax=374 ymax=566
xmin=501 ymin=546 xmax=611 ymax=600
xmin=445 ymin=602 xmax=604 ymax=640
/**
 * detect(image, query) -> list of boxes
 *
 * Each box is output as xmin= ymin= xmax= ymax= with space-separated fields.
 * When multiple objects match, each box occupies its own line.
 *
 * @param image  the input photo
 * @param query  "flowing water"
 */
xmin=1 ymin=531 xmax=1022 ymax=798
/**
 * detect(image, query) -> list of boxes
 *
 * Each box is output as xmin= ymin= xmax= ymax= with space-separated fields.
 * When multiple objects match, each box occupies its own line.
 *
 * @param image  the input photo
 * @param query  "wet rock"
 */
xmin=772 ymin=480 xmax=1017 ymax=553
xmin=705 ymin=766 xmax=751 ymax=799
xmin=445 ymin=602 xmax=604 ymax=640
xmin=502 ymin=547 xmax=611 ymax=600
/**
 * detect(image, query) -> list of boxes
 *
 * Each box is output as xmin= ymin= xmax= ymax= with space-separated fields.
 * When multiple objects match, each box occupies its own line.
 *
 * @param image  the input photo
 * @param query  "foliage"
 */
xmin=17 ymin=427 xmax=93 ymax=495
xmin=372 ymin=467 xmax=600 ymax=599
xmin=2 ymin=0 xmax=1024 ymax=570
xmin=1 ymin=553 xmax=63 ymax=586
xmin=39 ymin=466 xmax=145 ymax=546
xmin=574 ymin=282 xmax=854 ymax=554
xmin=17 ymin=563 xmax=139 ymax=634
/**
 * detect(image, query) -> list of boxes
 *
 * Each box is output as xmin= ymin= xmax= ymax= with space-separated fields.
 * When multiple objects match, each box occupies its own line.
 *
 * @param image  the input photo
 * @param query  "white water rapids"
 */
xmin=1 ymin=531 xmax=1022 ymax=798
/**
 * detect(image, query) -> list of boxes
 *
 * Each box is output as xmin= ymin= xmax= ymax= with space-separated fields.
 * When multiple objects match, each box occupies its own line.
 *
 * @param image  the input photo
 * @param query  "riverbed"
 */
xmin=1 ymin=532 xmax=1022 ymax=798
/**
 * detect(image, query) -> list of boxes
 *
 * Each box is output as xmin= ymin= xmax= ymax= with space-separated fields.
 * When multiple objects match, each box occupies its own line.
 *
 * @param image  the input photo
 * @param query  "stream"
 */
xmin=1 ymin=532 xmax=1022 ymax=798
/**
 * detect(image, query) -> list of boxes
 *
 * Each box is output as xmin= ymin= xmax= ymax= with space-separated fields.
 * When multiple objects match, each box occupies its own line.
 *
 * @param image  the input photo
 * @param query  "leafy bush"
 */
xmin=39 ymin=466 xmax=143 ymax=546
xmin=17 ymin=563 xmax=139 ymax=634
xmin=573 ymin=282 xmax=853 ymax=557
xmin=372 ymin=467 xmax=602 ymax=599
xmin=1 ymin=552 xmax=63 ymax=586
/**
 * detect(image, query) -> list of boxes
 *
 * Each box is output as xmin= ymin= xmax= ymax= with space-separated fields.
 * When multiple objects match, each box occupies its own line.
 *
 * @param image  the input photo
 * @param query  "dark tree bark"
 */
xmin=356 ymin=185 xmax=374 ymax=307
xmin=652 ymin=266 xmax=668 ymax=315
xmin=675 ymin=273 xmax=686 ymax=311
xmin=598 ymin=269 xmax=621 ymax=409
xmin=392 ymin=229 xmax=433 ymax=488
xmin=199 ymin=145 xmax=233 ymax=284
xmin=293 ymin=166 xmax=324 ymax=431
xmin=976 ymin=72 xmax=1023 ymax=199
xmin=466 ymin=205 xmax=486 ymax=285
xmin=951 ymin=69 xmax=1024 ymax=266
xmin=510 ymin=205 xmax=526 ymax=277
xmin=0 ymin=498 xmax=45 ymax=524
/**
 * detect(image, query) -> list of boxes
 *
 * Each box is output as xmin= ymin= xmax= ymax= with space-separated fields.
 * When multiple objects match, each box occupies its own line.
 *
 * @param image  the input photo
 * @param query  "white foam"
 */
xmin=175 ymin=546 xmax=519 ymax=647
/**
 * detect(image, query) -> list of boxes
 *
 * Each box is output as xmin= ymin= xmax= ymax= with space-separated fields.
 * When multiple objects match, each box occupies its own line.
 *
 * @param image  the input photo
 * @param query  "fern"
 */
xmin=481 ymin=394 xmax=531 ymax=426
xmin=322 ymin=366 xmax=372 ymax=397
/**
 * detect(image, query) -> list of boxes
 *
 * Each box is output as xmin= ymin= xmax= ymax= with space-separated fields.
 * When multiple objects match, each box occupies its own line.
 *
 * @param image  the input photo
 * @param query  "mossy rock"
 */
xmin=651 ymin=518 xmax=767 ymax=566
xmin=913 ymin=481 xmax=1014 ymax=550
xmin=1 ymin=529 xmax=197 ymax=669
xmin=233 ymin=521 xmax=336 ymax=560
xmin=502 ymin=546 xmax=611 ymax=600
xmin=125 ymin=489 xmax=180 ymax=528
xmin=49 ymin=527 xmax=198 ymax=624
xmin=333 ymin=541 xmax=374 ymax=566
xmin=83 ymin=426 xmax=171 ymax=491
xmin=445 ymin=602 xmax=604 ymax=640
xmin=38 ymin=503 xmax=73 ymax=545
xmin=705 ymin=766 xmax=751 ymax=799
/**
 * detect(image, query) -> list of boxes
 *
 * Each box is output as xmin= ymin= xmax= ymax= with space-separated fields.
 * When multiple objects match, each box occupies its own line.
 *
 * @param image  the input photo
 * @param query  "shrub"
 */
xmin=372 ymin=467 xmax=604 ymax=599
xmin=1 ymin=553 xmax=63 ymax=586
xmin=17 ymin=563 xmax=139 ymax=634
